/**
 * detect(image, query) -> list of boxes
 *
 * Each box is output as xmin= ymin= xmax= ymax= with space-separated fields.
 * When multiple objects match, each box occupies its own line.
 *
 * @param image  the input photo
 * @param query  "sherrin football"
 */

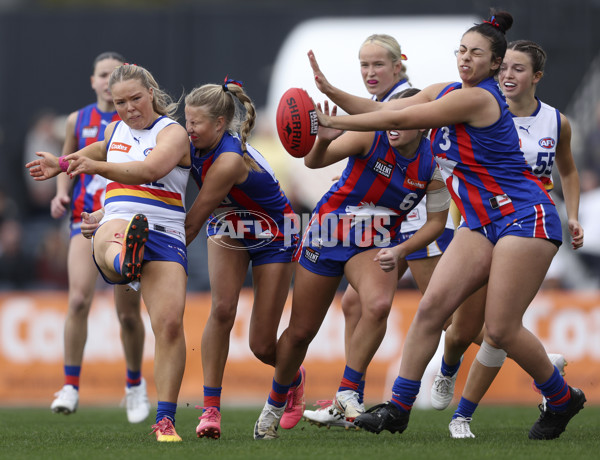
xmin=276 ymin=87 xmax=318 ymax=158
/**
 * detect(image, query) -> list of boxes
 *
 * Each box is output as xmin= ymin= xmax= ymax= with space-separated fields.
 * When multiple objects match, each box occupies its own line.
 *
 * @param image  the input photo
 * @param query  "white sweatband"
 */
xmin=426 ymin=170 xmax=451 ymax=213
xmin=476 ymin=340 xmax=507 ymax=368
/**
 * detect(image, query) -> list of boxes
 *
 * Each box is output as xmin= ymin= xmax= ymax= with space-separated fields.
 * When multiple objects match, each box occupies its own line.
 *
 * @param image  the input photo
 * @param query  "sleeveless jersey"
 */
xmin=190 ymin=132 xmax=296 ymax=241
xmin=512 ymin=99 xmax=560 ymax=190
xmin=310 ymin=133 xmax=436 ymax=247
xmin=70 ymin=103 xmax=120 ymax=224
xmin=430 ymin=77 xmax=554 ymax=229
xmin=102 ymin=117 xmax=190 ymax=244
xmin=375 ymin=81 xmax=454 ymax=233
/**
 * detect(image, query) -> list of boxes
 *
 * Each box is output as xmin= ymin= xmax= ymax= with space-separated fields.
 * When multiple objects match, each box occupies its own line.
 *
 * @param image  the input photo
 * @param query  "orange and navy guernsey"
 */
xmin=70 ymin=103 xmax=120 ymax=229
xmin=303 ymin=133 xmax=436 ymax=250
xmin=190 ymin=132 xmax=296 ymax=242
xmin=430 ymin=77 xmax=555 ymax=229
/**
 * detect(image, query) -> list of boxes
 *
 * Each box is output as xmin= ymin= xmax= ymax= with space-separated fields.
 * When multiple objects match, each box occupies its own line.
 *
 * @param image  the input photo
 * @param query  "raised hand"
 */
xmin=315 ymin=100 xmax=343 ymax=140
xmin=308 ymin=50 xmax=333 ymax=95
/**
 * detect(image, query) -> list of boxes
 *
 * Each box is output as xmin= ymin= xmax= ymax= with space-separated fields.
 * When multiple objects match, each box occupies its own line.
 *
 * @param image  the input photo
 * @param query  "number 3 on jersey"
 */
xmin=439 ymin=127 xmax=451 ymax=151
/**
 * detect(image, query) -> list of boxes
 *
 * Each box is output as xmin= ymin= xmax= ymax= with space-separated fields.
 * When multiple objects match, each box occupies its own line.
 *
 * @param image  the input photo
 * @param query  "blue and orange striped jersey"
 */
xmin=430 ymin=77 xmax=554 ymax=229
xmin=190 ymin=132 xmax=296 ymax=241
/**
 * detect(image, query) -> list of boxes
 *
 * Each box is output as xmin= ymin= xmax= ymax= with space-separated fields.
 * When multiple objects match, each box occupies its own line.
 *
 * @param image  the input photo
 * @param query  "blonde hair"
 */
xmin=185 ymin=82 xmax=260 ymax=171
xmin=109 ymin=64 xmax=179 ymax=119
xmin=360 ymin=34 xmax=409 ymax=82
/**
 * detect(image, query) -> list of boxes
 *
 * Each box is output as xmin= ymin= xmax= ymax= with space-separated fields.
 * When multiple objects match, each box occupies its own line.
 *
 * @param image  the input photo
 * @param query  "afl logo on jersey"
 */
xmin=82 ymin=126 xmax=99 ymax=138
xmin=144 ymin=148 xmax=153 ymax=157
xmin=538 ymin=138 xmax=555 ymax=149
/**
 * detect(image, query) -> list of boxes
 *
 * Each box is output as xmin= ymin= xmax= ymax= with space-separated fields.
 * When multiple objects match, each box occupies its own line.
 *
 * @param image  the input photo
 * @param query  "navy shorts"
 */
xmin=208 ymin=234 xmax=298 ymax=266
xmin=402 ymin=227 xmax=454 ymax=261
xmin=93 ymin=229 xmax=188 ymax=286
xmin=462 ymin=203 xmax=562 ymax=246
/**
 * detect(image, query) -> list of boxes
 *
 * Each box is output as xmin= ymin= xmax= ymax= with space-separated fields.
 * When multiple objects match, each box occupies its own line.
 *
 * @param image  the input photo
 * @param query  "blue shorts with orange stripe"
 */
xmin=460 ymin=203 xmax=562 ymax=246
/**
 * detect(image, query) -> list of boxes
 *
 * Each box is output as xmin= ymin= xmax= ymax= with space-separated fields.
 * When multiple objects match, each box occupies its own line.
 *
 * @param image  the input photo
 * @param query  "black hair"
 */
xmin=93 ymin=51 xmax=126 ymax=71
xmin=465 ymin=10 xmax=513 ymax=68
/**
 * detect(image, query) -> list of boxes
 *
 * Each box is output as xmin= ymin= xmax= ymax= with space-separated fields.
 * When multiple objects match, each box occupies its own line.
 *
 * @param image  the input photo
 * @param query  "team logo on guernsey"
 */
xmin=81 ymin=126 xmax=99 ymax=138
xmin=303 ymin=247 xmax=320 ymax=263
xmin=109 ymin=142 xmax=131 ymax=153
xmin=373 ymin=159 xmax=393 ymax=178
xmin=404 ymin=177 xmax=426 ymax=190
xmin=207 ymin=210 xmax=278 ymax=250
xmin=538 ymin=137 xmax=556 ymax=149
xmin=144 ymin=148 xmax=153 ymax=157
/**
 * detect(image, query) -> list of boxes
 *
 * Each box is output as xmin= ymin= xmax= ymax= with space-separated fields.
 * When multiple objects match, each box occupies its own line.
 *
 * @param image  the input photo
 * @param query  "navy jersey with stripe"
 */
xmin=430 ymin=77 xmax=554 ymax=229
xmin=70 ymin=103 xmax=120 ymax=224
xmin=310 ymin=133 xmax=436 ymax=247
xmin=190 ymin=132 xmax=296 ymax=241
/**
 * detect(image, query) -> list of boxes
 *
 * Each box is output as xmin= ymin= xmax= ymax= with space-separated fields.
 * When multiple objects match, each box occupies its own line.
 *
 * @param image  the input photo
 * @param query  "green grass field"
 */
xmin=3 ymin=405 xmax=599 ymax=460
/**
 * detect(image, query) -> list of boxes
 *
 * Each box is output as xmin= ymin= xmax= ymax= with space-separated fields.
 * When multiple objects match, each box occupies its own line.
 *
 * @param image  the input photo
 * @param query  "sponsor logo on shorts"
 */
xmin=373 ymin=159 xmax=393 ymax=178
xmin=303 ymin=247 xmax=320 ymax=263
xmin=109 ymin=142 xmax=131 ymax=153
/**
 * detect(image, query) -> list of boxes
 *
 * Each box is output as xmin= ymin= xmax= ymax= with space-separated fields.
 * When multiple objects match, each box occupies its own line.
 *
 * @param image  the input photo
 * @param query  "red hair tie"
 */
xmin=484 ymin=16 xmax=500 ymax=28
xmin=223 ymin=75 xmax=243 ymax=92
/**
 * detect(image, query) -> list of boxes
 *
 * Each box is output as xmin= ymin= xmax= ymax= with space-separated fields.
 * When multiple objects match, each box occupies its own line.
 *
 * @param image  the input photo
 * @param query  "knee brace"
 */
xmin=476 ymin=340 xmax=507 ymax=367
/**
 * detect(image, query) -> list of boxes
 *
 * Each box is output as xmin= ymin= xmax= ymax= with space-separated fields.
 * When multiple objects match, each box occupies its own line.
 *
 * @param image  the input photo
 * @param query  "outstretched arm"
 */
xmin=304 ymin=101 xmax=373 ymax=169
xmin=308 ymin=50 xmax=381 ymax=115
xmin=308 ymin=49 xmax=438 ymax=115
xmin=27 ymin=123 xmax=111 ymax=181
xmin=317 ymin=86 xmax=498 ymax=132
xmin=66 ymin=123 xmax=190 ymax=185
xmin=51 ymin=111 xmax=78 ymax=219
